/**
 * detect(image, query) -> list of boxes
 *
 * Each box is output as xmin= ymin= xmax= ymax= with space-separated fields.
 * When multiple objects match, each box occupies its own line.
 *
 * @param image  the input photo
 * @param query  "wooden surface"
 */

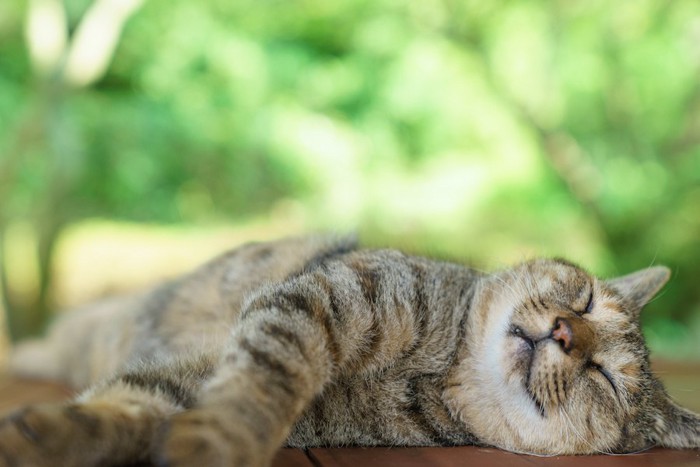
xmin=1 ymin=360 xmax=698 ymax=466
xmin=308 ymin=446 xmax=700 ymax=467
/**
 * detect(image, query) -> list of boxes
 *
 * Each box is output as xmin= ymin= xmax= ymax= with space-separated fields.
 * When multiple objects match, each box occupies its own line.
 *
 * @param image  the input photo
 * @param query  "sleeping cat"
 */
xmin=3 ymin=235 xmax=699 ymax=466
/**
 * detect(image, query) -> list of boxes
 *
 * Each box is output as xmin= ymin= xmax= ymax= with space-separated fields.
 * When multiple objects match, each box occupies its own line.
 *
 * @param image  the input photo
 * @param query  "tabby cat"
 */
xmin=4 ymin=235 xmax=699 ymax=467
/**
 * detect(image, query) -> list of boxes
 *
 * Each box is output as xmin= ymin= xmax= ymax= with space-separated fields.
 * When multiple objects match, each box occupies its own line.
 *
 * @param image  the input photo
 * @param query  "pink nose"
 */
xmin=552 ymin=317 xmax=573 ymax=352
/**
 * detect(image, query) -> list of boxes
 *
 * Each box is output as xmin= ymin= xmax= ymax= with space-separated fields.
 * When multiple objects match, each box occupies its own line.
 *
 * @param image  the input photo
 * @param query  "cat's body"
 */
xmin=4 ymin=235 xmax=700 ymax=466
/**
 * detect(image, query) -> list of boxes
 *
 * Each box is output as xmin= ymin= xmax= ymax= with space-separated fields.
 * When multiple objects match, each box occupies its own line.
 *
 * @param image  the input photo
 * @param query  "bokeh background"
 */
xmin=0 ymin=0 xmax=699 ymax=360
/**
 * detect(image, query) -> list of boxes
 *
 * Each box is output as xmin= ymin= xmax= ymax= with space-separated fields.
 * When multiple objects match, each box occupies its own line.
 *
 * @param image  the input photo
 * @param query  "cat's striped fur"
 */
xmin=4 ymin=235 xmax=699 ymax=466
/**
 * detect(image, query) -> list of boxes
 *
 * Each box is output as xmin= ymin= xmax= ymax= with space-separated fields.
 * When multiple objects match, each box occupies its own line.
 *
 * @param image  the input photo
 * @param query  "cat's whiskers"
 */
xmin=482 ymin=278 xmax=521 ymax=312
xmin=558 ymin=404 xmax=594 ymax=453
xmin=481 ymin=282 xmax=520 ymax=315
xmin=557 ymin=404 xmax=588 ymax=452
xmin=511 ymin=268 xmax=543 ymax=314
xmin=558 ymin=403 xmax=612 ymax=455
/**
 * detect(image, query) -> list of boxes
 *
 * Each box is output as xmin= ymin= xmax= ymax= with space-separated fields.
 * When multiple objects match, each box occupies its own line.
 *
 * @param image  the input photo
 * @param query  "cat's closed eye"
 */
xmin=581 ymin=290 xmax=594 ymax=314
xmin=589 ymin=361 xmax=617 ymax=395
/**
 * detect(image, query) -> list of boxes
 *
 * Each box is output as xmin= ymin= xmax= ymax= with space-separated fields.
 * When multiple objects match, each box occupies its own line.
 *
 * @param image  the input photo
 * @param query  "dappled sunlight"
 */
xmin=25 ymin=0 xmax=67 ymax=75
xmin=367 ymin=154 xmax=491 ymax=227
xmin=2 ymin=224 xmax=40 ymax=307
xmin=63 ymin=0 xmax=144 ymax=87
xmin=488 ymin=3 xmax=563 ymax=128
xmin=50 ymin=218 xmax=309 ymax=310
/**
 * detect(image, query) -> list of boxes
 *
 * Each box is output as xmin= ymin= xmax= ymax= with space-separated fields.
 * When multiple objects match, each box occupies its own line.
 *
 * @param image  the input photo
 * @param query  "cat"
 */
xmin=3 ymin=234 xmax=699 ymax=467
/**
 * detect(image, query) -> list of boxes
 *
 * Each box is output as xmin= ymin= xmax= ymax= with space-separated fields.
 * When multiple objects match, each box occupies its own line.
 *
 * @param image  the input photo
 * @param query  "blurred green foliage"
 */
xmin=0 ymin=0 xmax=699 ymax=356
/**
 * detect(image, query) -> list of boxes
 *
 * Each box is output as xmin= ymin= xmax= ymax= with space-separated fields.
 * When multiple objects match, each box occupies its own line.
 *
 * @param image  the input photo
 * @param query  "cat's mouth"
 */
xmin=509 ymin=326 xmax=547 ymax=417
xmin=510 ymin=326 xmax=535 ymax=352
xmin=509 ymin=325 xmax=536 ymax=365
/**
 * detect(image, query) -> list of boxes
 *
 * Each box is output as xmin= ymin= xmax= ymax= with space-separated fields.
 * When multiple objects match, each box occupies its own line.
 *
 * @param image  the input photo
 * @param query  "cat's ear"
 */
xmin=653 ymin=395 xmax=700 ymax=449
xmin=605 ymin=266 xmax=670 ymax=314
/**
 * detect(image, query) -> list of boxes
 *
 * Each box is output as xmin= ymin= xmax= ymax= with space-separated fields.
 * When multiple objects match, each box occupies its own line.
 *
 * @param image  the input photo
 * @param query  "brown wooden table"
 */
xmin=1 ymin=360 xmax=698 ymax=466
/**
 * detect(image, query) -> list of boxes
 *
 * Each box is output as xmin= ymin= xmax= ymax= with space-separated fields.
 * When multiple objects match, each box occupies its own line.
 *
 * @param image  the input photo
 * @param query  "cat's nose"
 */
xmin=551 ymin=317 xmax=573 ymax=352
xmin=550 ymin=317 xmax=593 ymax=358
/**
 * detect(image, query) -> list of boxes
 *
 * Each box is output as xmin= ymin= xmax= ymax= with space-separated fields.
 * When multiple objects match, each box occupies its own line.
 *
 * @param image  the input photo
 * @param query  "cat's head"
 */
xmin=447 ymin=259 xmax=699 ymax=455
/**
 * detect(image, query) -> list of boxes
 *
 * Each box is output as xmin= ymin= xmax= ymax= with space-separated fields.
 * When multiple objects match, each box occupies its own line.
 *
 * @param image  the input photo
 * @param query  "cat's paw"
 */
xmin=0 ymin=404 xmax=94 ymax=467
xmin=155 ymin=409 xmax=268 ymax=467
xmin=0 ymin=401 xmax=157 ymax=467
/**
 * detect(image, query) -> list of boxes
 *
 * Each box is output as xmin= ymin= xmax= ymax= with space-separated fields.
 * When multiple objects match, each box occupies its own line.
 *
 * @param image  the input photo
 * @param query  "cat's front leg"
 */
xmin=156 ymin=274 xmax=350 ymax=467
